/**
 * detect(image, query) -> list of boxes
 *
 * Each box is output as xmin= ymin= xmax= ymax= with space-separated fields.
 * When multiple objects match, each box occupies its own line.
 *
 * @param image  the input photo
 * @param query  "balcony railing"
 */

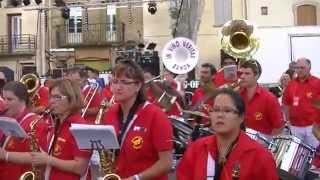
xmin=56 ymin=23 xmax=125 ymax=47
xmin=0 ymin=34 xmax=36 ymax=56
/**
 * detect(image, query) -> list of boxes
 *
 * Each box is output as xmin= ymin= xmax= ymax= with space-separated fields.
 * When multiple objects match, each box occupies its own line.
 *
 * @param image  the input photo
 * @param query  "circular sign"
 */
xmin=161 ymin=37 xmax=199 ymax=74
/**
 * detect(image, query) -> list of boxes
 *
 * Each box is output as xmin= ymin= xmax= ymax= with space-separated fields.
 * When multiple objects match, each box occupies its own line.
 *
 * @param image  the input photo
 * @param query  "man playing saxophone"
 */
xmin=102 ymin=59 xmax=173 ymax=180
xmin=30 ymin=79 xmax=92 ymax=180
xmin=0 ymin=81 xmax=50 ymax=179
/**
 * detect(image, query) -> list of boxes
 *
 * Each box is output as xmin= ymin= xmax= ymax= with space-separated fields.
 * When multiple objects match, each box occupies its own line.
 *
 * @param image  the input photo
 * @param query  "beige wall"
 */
xmin=247 ymin=0 xmax=320 ymax=27
xmin=0 ymin=8 xmax=38 ymax=35
xmin=0 ymin=6 xmax=39 ymax=79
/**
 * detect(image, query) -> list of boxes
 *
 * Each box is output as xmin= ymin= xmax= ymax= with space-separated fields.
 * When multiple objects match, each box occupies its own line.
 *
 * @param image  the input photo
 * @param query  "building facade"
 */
xmin=143 ymin=0 xmax=320 ymax=71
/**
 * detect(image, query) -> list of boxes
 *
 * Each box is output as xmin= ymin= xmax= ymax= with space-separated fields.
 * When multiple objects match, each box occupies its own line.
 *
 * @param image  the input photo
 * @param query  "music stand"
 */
xmin=0 ymin=117 xmax=28 ymax=138
xmin=70 ymin=123 xmax=119 ymax=150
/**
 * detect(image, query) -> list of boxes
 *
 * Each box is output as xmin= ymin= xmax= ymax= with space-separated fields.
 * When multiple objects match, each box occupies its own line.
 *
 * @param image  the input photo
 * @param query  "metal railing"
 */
xmin=56 ymin=23 xmax=125 ymax=47
xmin=0 ymin=34 xmax=36 ymax=55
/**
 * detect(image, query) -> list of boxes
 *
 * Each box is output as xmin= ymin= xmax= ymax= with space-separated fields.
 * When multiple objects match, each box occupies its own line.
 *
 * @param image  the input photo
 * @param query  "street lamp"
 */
xmin=148 ymin=1 xmax=157 ymax=15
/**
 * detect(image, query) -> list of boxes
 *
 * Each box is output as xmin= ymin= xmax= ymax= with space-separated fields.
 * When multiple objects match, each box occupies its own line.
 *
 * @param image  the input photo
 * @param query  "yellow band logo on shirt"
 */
xmin=53 ymin=143 xmax=62 ymax=156
xmin=255 ymin=112 xmax=263 ymax=121
xmin=306 ymin=92 xmax=313 ymax=98
xmin=131 ymin=136 xmax=143 ymax=149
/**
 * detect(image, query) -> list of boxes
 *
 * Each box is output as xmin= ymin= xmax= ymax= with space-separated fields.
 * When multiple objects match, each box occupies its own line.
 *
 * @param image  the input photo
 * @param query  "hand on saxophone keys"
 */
xmin=30 ymin=151 xmax=51 ymax=166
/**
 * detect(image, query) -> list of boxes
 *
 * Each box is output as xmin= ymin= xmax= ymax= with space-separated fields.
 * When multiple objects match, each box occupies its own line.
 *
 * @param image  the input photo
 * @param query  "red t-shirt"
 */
xmin=0 ymin=109 xmax=49 ymax=180
xmin=102 ymin=102 xmax=173 ymax=179
xmin=240 ymin=85 xmax=284 ymax=135
xmin=282 ymin=75 xmax=320 ymax=126
xmin=38 ymin=86 xmax=49 ymax=108
xmin=82 ymin=86 xmax=103 ymax=122
xmin=102 ymin=85 xmax=113 ymax=101
xmin=191 ymin=87 xmax=214 ymax=124
xmin=48 ymin=112 xmax=92 ymax=180
xmin=176 ymin=131 xmax=278 ymax=180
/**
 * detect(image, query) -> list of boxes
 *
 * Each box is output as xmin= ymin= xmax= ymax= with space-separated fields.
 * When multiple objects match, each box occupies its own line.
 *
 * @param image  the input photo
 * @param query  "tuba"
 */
xmin=95 ymin=96 xmax=121 ymax=180
xmin=221 ymin=19 xmax=260 ymax=59
xmin=20 ymin=73 xmax=40 ymax=107
xmin=220 ymin=20 xmax=260 ymax=90
xmin=19 ymin=109 xmax=52 ymax=180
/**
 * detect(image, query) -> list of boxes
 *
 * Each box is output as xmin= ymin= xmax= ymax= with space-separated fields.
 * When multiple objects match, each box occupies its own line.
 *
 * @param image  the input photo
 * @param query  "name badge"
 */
xmin=293 ymin=96 xmax=299 ymax=106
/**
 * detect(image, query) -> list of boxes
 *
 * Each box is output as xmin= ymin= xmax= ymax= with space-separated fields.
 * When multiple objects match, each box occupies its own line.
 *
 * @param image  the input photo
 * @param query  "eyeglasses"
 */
xmin=111 ymin=79 xmax=138 ymax=86
xmin=49 ymin=95 xmax=67 ymax=101
xmin=210 ymin=107 xmax=239 ymax=115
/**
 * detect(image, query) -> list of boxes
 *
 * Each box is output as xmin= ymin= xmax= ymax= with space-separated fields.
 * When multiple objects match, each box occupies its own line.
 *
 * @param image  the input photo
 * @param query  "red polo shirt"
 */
xmin=102 ymin=102 xmax=173 ymax=179
xmin=48 ymin=112 xmax=91 ymax=180
xmin=282 ymin=75 xmax=320 ymax=126
xmin=0 ymin=109 xmax=49 ymax=180
xmin=191 ymin=87 xmax=214 ymax=124
xmin=176 ymin=131 xmax=278 ymax=180
xmin=82 ymin=86 xmax=103 ymax=123
xmin=240 ymin=85 xmax=284 ymax=135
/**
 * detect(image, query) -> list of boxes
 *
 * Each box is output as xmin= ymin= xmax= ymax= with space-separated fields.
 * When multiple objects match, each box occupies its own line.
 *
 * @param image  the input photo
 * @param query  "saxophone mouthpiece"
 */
xmin=232 ymin=161 xmax=240 ymax=179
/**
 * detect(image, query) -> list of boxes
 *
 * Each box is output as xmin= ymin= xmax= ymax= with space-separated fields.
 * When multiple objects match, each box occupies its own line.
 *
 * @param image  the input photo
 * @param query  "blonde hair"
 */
xmin=49 ymin=79 xmax=83 ymax=114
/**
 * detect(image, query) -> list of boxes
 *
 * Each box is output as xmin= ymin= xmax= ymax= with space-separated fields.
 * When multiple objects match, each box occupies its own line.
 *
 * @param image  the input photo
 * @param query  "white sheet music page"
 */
xmin=0 ymin=117 xmax=28 ymax=138
xmin=70 ymin=123 xmax=119 ymax=150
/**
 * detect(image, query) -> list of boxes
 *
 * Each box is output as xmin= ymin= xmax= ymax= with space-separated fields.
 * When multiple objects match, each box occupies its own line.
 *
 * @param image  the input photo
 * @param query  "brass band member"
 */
xmin=102 ymin=59 xmax=173 ymax=180
xmin=191 ymin=63 xmax=217 ymax=124
xmin=0 ymin=81 xmax=49 ymax=179
xmin=176 ymin=89 xmax=278 ymax=180
xmin=239 ymin=60 xmax=284 ymax=139
xmin=30 ymin=79 xmax=92 ymax=180
xmin=67 ymin=67 xmax=102 ymax=123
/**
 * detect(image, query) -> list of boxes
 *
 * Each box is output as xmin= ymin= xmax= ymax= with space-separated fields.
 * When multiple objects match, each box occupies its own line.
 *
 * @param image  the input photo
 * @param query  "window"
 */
xmin=9 ymin=14 xmax=22 ymax=51
xmin=214 ymin=0 xmax=232 ymax=26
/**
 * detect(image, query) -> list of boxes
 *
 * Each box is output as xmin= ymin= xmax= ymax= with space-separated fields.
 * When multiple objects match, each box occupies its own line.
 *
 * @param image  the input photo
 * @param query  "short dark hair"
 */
xmin=240 ymin=59 xmax=262 ymax=77
xmin=68 ymin=67 xmax=88 ymax=79
xmin=3 ymin=81 xmax=29 ymax=105
xmin=201 ymin=63 xmax=217 ymax=75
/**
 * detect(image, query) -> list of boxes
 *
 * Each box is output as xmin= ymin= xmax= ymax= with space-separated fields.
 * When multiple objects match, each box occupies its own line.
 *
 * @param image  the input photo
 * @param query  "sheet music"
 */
xmin=0 ymin=117 xmax=28 ymax=138
xmin=70 ymin=123 xmax=119 ymax=150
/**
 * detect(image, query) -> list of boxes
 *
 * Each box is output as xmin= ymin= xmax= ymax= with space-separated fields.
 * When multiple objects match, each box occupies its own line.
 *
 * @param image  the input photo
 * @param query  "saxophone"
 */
xmin=20 ymin=109 xmax=51 ymax=180
xmin=95 ymin=97 xmax=121 ymax=180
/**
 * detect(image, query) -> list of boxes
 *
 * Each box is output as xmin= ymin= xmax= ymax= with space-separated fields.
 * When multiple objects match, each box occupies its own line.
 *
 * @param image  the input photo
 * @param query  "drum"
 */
xmin=269 ymin=135 xmax=315 ymax=180
xmin=169 ymin=116 xmax=193 ymax=142
xmin=191 ymin=125 xmax=214 ymax=141
xmin=245 ymin=128 xmax=271 ymax=148
xmin=169 ymin=116 xmax=193 ymax=155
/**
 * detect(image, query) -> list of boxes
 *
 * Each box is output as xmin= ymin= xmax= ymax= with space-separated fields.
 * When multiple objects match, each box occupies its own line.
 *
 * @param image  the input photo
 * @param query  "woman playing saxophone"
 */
xmin=102 ymin=59 xmax=173 ymax=180
xmin=0 ymin=81 xmax=49 ymax=179
xmin=30 ymin=79 xmax=92 ymax=180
